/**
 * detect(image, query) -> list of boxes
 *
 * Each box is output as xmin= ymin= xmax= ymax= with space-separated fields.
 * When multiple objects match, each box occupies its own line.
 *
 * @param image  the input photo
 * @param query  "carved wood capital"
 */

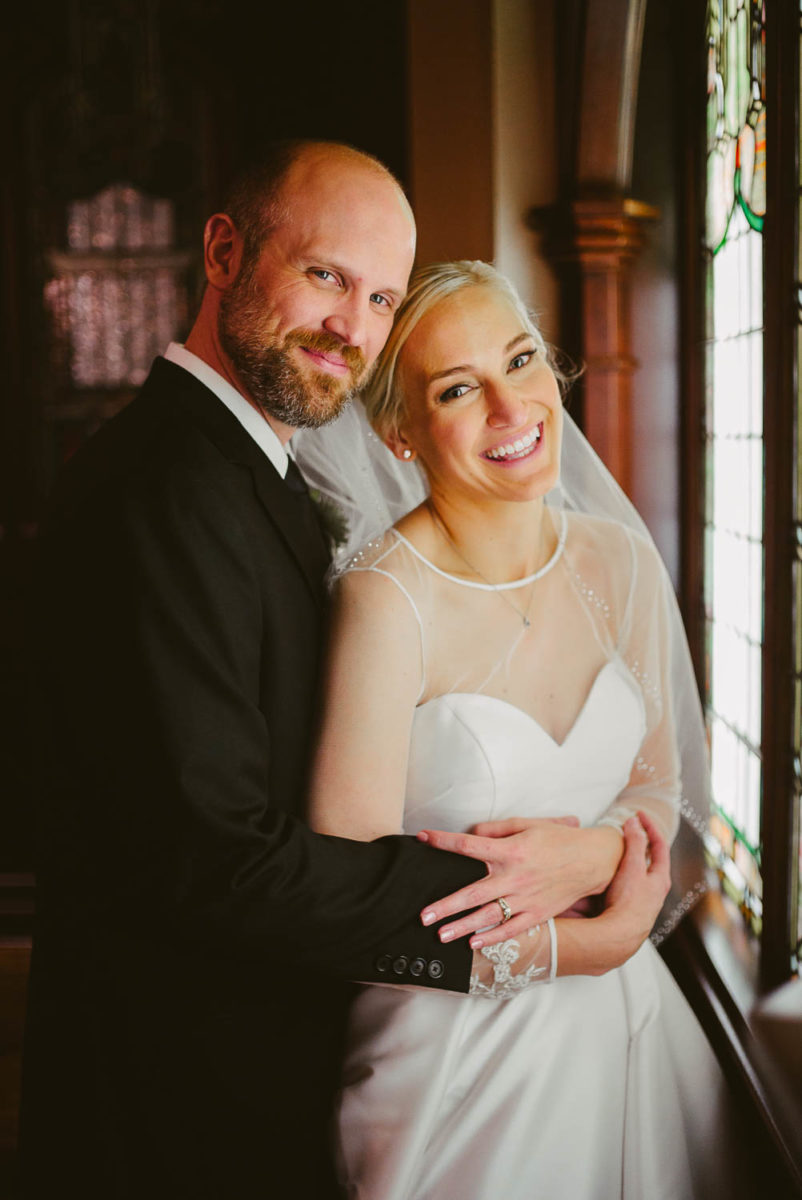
xmin=532 ymin=194 xmax=659 ymax=494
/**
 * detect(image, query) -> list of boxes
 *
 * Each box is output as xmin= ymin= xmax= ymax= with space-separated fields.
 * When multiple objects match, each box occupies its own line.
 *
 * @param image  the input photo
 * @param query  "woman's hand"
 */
xmin=597 ymin=810 xmax=671 ymax=960
xmin=419 ymin=816 xmax=624 ymax=948
xmin=556 ymin=812 xmax=671 ymax=975
xmin=469 ymin=812 xmax=671 ymax=990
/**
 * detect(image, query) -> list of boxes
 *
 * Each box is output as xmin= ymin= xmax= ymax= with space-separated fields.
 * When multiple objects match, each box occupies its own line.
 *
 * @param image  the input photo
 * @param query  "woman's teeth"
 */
xmin=484 ymin=424 xmax=542 ymax=461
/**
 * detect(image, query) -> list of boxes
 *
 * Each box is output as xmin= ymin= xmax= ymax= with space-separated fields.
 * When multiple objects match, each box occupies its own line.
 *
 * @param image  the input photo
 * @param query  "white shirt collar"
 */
xmin=163 ymin=342 xmax=289 ymax=479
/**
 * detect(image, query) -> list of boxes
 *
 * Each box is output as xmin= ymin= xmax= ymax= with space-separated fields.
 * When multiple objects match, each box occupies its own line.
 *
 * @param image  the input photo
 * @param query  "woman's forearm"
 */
xmin=581 ymin=825 xmax=625 ymax=896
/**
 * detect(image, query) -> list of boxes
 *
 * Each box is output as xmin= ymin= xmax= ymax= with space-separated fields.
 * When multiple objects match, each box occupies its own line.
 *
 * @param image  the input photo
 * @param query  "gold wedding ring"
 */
xmin=496 ymin=897 xmax=513 ymax=923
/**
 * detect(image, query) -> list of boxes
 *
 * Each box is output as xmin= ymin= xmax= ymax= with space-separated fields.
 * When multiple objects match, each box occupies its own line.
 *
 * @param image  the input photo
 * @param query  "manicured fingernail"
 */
xmin=470 ymin=937 xmax=483 ymax=950
xmin=439 ymin=928 xmax=455 ymax=943
xmin=417 ymin=831 xmax=429 ymax=842
xmin=422 ymin=910 xmax=435 ymax=926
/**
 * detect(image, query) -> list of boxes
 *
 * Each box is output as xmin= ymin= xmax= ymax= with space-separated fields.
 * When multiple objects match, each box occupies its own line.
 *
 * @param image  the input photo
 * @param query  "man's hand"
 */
xmin=419 ymin=816 xmax=624 ymax=948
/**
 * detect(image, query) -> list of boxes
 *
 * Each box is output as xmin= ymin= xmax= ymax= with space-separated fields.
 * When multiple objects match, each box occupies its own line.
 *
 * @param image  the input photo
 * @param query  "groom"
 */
xmin=20 ymin=141 xmax=501 ymax=1199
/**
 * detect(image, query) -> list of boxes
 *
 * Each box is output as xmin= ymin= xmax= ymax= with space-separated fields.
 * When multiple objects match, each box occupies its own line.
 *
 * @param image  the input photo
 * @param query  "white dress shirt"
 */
xmin=164 ymin=342 xmax=290 ymax=479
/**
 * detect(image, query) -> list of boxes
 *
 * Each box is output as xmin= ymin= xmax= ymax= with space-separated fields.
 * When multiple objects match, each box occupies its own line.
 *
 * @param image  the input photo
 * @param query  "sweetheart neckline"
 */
xmin=413 ymin=661 xmax=638 ymax=750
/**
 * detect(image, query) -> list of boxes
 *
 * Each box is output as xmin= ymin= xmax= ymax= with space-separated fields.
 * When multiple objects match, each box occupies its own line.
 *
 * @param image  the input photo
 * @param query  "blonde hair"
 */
xmin=362 ymin=260 xmax=566 ymax=440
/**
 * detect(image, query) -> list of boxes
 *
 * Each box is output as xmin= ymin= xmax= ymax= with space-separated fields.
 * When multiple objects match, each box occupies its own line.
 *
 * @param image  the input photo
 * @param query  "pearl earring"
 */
xmin=402 ymin=449 xmax=413 ymax=460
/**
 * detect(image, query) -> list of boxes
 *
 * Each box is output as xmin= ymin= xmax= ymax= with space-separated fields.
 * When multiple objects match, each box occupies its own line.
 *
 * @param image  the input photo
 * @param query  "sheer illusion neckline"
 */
xmin=391 ymin=508 xmax=567 ymax=591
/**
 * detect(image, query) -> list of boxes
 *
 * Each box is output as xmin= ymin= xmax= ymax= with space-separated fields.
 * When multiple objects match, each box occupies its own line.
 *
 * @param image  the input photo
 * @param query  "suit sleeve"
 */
xmin=39 ymin=441 xmax=483 ymax=991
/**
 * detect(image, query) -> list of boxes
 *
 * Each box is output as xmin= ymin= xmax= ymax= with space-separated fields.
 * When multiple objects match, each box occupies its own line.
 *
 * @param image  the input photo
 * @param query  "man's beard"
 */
xmin=218 ymin=269 xmax=369 ymax=429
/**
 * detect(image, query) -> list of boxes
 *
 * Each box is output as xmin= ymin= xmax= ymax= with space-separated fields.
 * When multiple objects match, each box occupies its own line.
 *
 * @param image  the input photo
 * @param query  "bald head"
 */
xmin=224 ymin=139 xmax=414 ymax=270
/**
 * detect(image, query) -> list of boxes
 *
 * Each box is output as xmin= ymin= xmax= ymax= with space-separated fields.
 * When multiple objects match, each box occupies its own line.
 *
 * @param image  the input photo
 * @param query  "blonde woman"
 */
xmin=298 ymin=262 xmax=728 ymax=1199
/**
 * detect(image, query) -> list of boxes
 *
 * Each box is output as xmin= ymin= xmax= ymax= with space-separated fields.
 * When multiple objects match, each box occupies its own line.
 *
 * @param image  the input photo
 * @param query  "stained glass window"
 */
xmin=704 ymin=0 xmax=766 ymax=933
xmin=45 ymin=183 xmax=192 ymax=392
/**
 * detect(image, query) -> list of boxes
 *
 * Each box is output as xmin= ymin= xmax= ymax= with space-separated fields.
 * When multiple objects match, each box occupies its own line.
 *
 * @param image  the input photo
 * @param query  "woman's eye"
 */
xmin=438 ymin=383 xmax=472 ymax=403
xmin=509 ymin=350 xmax=535 ymax=371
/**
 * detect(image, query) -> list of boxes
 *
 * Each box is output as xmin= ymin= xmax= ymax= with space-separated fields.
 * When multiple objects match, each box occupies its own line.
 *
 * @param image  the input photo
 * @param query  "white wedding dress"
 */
xmin=334 ymin=511 xmax=732 ymax=1200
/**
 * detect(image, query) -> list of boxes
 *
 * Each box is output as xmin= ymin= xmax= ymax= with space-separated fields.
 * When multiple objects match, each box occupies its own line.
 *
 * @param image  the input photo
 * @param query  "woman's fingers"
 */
xmin=418 ymin=829 xmax=524 ymax=927
xmin=435 ymin=901 xmax=515 ymax=944
xmin=469 ymin=815 xmax=580 ymax=838
xmin=420 ymin=874 xmax=497 ymax=928
xmin=466 ymin=817 xmax=531 ymax=838
xmin=636 ymin=810 xmax=670 ymax=874
xmin=417 ymin=827 xmax=500 ymax=862
xmin=604 ymin=818 xmax=648 ymax=898
xmin=469 ymin=913 xmax=534 ymax=949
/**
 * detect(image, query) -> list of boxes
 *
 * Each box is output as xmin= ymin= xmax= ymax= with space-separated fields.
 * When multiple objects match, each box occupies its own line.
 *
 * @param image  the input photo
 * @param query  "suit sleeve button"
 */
xmin=409 ymin=957 xmax=426 ymax=978
xmin=427 ymin=959 xmax=444 ymax=980
xmin=375 ymin=955 xmax=392 ymax=973
xmin=392 ymin=955 xmax=409 ymax=975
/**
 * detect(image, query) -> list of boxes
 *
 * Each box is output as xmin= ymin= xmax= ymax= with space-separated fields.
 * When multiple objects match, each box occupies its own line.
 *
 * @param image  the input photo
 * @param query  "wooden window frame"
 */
xmin=676 ymin=0 xmax=802 ymax=1186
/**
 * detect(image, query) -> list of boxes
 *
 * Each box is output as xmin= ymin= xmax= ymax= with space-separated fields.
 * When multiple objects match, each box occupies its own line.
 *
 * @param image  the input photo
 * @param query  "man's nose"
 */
xmin=322 ymin=290 xmax=369 ymax=349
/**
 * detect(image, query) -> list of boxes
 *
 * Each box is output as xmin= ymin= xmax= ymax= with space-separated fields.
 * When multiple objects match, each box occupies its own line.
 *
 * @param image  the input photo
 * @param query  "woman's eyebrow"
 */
xmin=426 ymin=332 xmax=532 ymax=384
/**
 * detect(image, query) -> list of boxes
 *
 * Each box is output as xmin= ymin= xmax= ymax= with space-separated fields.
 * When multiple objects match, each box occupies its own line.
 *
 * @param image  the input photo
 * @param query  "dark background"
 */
xmin=1 ymin=0 xmax=411 ymax=872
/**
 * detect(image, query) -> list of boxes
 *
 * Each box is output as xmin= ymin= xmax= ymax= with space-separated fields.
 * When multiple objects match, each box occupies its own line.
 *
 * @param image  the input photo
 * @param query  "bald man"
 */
xmin=21 ymin=142 xmax=494 ymax=1200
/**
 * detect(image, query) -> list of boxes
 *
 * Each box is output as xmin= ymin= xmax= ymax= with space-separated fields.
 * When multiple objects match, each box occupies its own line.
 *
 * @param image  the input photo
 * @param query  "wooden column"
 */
xmin=538 ymin=0 xmax=654 ymax=495
xmin=567 ymin=195 xmax=657 ymax=492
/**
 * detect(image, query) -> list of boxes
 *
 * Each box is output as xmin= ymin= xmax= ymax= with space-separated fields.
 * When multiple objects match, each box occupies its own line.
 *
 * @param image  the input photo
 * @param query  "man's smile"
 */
xmin=299 ymin=345 xmax=351 ymax=376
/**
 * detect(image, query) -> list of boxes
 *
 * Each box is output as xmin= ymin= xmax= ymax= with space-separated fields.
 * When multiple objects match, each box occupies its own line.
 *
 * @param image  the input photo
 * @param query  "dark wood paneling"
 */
xmin=760 ymin=0 xmax=800 ymax=992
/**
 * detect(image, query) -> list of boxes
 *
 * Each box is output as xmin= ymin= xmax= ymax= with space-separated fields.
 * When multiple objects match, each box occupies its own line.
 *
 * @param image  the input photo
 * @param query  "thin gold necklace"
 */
xmin=426 ymin=502 xmax=539 ymax=628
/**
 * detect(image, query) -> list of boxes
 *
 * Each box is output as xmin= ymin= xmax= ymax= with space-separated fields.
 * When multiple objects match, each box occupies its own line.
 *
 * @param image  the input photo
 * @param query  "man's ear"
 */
xmin=203 ymin=213 xmax=244 ymax=290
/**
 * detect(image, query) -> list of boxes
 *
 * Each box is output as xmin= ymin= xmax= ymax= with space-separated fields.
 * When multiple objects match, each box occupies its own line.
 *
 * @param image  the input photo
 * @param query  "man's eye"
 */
xmin=370 ymin=293 xmax=392 ymax=308
xmin=438 ymin=383 xmax=472 ymax=403
xmin=310 ymin=269 xmax=340 ymax=285
xmin=509 ymin=350 xmax=535 ymax=371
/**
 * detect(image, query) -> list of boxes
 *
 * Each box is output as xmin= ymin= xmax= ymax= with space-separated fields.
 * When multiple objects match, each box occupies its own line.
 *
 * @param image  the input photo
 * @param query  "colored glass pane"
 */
xmin=704 ymin=1 xmax=765 ymax=930
xmin=706 ymin=1 xmax=766 ymax=254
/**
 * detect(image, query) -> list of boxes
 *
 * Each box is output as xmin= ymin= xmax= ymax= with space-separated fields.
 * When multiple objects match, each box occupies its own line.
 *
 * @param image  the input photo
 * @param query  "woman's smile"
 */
xmin=481 ymin=421 xmax=544 ymax=463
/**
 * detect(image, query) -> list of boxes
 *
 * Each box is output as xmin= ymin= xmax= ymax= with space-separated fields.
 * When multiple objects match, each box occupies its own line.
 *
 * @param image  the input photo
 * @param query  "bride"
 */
xmin=298 ymin=261 xmax=732 ymax=1199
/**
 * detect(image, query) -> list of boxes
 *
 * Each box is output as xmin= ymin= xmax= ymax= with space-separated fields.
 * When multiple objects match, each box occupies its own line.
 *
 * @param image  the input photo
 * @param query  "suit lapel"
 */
xmin=145 ymin=358 xmax=331 ymax=605
xmin=247 ymin=456 xmax=331 ymax=600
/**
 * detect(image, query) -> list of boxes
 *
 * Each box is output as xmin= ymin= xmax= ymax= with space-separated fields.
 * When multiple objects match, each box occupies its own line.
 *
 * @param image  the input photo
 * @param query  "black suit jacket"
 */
xmin=20 ymin=358 xmax=483 ymax=1198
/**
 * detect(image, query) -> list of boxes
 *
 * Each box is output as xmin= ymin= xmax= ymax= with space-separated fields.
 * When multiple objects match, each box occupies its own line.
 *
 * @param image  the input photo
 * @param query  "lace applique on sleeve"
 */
xmin=469 ymin=920 xmax=557 ymax=999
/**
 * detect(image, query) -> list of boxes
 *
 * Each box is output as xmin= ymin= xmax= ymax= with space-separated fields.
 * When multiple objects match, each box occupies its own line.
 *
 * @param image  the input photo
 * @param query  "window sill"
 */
xmin=661 ymin=880 xmax=802 ymax=1193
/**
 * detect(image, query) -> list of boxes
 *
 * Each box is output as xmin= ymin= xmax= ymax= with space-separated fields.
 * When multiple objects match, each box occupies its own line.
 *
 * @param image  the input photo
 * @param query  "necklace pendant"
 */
xmin=523 ymin=616 xmax=531 ymax=628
